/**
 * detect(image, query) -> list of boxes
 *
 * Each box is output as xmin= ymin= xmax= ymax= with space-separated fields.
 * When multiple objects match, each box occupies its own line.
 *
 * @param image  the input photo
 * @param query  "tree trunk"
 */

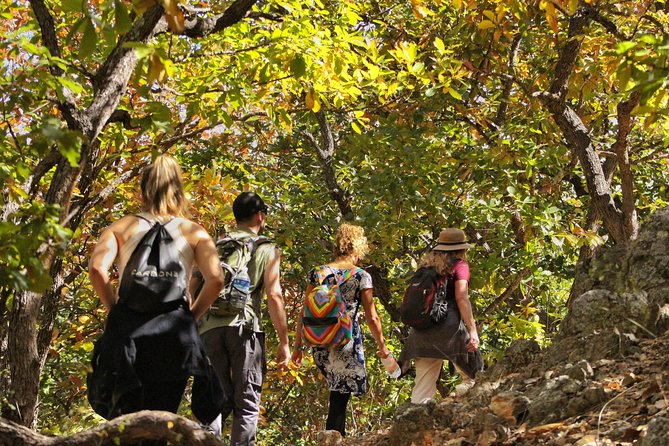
xmin=540 ymin=7 xmax=631 ymax=246
xmin=2 ymin=0 xmax=257 ymax=427
xmin=3 ymin=290 xmax=42 ymax=426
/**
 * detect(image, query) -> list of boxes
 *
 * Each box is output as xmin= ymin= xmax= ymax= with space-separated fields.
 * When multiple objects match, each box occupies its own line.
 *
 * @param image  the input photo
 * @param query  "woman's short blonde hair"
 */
xmin=140 ymin=155 xmax=186 ymax=217
xmin=419 ymin=249 xmax=466 ymax=276
xmin=333 ymin=223 xmax=368 ymax=260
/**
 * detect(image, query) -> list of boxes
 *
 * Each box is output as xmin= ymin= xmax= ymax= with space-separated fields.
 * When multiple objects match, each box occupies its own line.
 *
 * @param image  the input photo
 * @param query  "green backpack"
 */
xmin=209 ymin=235 xmax=269 ymax=317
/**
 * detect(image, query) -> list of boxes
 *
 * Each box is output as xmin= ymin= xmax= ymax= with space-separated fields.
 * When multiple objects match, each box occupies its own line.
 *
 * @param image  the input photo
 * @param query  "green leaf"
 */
xmin=122 ymin=42 xmax=154 ymax=59
xmin=114 ymin=0 xmax=133 ymax=34
xmin=56 ymin=77 xmax=84 ymax=94
xmin=290 ymin=55 xmax=306 ymax=78
xmin=78 ymin=18 xmax=97 ymax=60
xmin=61 ymin=0 xmax=83 ymax=12
xmin=615 ymin=41 xmax=636 ymax=55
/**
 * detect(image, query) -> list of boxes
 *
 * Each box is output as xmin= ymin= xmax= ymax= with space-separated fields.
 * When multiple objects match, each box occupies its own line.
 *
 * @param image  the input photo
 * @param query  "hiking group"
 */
xmin=87 ymin=155 xmax=484 ymax=445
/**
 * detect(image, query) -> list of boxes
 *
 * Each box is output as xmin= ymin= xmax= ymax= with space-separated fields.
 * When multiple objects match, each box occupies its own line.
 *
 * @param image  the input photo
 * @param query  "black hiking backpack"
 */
xmin=399 ymin=267 xmax=449 ymax=330
xmin=209 ymin=235 xmax=270 ymax=317
xmin=117 ymin=216 xmax=187 ymax=313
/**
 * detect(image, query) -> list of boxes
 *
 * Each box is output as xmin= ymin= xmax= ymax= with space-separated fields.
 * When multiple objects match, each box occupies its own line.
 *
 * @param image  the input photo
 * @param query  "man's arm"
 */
xmin=264 ymin=247 xmax=290 ymax=369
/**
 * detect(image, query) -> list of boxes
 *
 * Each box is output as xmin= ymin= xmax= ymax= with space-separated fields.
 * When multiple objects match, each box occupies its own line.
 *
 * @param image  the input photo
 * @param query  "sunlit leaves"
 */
xmin=540 ymin=0 xmax=559 ymax=36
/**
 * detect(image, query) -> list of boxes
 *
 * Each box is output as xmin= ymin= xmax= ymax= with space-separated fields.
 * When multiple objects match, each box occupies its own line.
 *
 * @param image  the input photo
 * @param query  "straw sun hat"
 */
xmin=432 ymin=228 xmax=473 ymax=251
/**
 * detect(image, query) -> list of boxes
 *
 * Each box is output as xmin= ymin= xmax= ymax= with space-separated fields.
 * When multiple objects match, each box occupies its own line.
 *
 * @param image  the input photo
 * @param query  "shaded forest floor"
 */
xmin=338 ymin=332 xmax=669 ymax=446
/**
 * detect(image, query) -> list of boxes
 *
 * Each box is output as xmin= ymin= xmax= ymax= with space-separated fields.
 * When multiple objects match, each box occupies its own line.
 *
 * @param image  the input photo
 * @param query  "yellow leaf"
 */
xmin=410 ymin=0 xmax=432 ymax=19
xmin=434 ymin=36 xmax=445 ymax=53
xmin=543 ymin=1 xmax=559 ymax=35
xmin=345 ymin=9 xmax=361 ymax=25
xmin=312 ymin=96 xmax=321 ymax=113
xmin=572 ymin=224 xmax=584 ymax=235
xmin=165 ymin=10 xmax=185 ymax=33
xmin=167 ymin=421 xmax=174 ymax=429
xmin=367 ymin=64 xmax=379 ymax=80
xmin=447 ymin=87 xmax=462 ymax=100
xmin=78 ymin=315 xmax=90 ymax=324
xmin=147 ymin=54 xmax=166 ymax=84
xmin=451 ymin=0 xmax=462 ymax=8
xmin=478 ymin=20 xmax=495 ymax=30
xmin=483 ymin=10 xmax=495 ymax=21
xmin=157 ymin=0 xmax=179 ymax=16
xmin=305 ymin=89 xmax=315 ymax=110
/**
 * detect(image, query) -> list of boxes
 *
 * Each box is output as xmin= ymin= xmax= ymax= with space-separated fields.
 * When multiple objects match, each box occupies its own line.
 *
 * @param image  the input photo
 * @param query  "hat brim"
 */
xmin=433 ymin=242 xmax=473 ymax=251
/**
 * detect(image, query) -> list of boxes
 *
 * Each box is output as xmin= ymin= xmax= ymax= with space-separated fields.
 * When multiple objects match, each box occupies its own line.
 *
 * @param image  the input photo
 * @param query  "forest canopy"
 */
xmin=1 ymin=0 xmax=668 ymax=443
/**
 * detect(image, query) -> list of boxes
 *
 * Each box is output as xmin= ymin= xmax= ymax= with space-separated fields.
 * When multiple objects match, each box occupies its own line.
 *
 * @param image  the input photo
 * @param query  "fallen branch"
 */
xmin=0 ymin=411 xmax=224 ymax=446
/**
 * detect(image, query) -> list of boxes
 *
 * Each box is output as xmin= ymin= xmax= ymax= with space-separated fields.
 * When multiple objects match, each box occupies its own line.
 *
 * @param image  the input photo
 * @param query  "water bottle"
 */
xmin=229 ymin=268 xmax=251 ymax=311
xmin=381 ymin=352 xmax=401 ymax=379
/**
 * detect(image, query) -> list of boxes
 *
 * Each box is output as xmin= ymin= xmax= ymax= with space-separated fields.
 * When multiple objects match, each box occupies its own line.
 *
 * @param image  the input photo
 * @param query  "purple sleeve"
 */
xmin=452 ymin=260 xmax=470 ymax=282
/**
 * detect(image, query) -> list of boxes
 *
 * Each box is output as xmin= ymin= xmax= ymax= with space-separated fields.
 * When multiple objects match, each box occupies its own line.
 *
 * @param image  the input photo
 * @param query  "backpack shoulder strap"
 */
xmin=134 ymin=213 xmax=154 ymax=225
xmin=134 ymin=213 xmax=175 ymax=228
xmin=337 ymin=267 xmax=361 ymax=285
xmin=312 ymin=265 xmax=329 ymax=285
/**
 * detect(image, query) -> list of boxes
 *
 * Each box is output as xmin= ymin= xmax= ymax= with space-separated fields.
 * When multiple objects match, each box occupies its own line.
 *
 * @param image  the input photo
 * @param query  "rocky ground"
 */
xmin=333 ymin=333 xmax=668 ymax=446
xmin=322 ymin=209 xmax=669 ymax=446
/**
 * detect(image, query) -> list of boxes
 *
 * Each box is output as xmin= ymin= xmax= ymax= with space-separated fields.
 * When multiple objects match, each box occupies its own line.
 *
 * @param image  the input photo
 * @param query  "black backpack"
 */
xmin=400 ymin=267 xmax=449 ymax=330
xmin=208 ymin=235 xmax=269 ymax=317
xmin=117 ymin=216 xmax=187 ymax=313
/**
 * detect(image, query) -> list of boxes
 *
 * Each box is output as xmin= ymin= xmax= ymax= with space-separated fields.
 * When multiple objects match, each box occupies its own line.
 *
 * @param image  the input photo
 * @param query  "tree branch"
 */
xmin=25 ymin=149 xmax=62 ymax=198
xmin=494 ymin=33 xmax=522 ymax=128
xmin=28 ymin=0 xmax=82 ymax=130
xmin=105 ymin=110 xmax=135 ymax=129
xmin=156 ymin=0 xmax=258 ymax=38
xmin=539 ymin=92 xmax=626 ymax=243
xmin=0 ymin=411 xmax=224 ymax=446
xmin=540 ymin=8 xmax=629 ymax=244
xmin=366 ymin=266 xmax=400 ymax=323
xmin=613 ymin=90 xmax=641 ymax=240
xmin=483 ymin=267 xmax=532 ymax=314
xmin=548 ymin=7 xmax=591 ymax=99
xmin=589 ymin=7 xmax=629 ymax=40
xmin=89 ymin=4 xmax=165 ymax=138
xmin=302 ymin=111 xmax=354 ymax=218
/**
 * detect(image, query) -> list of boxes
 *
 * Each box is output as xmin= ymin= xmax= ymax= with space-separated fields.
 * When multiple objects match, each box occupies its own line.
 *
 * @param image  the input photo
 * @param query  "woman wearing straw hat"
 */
xmin=399 ymin=228 xmax=483 ymax=403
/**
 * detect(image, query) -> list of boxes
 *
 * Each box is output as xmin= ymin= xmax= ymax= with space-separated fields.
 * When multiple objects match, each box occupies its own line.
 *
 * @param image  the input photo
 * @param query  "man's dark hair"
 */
xmin=232 ymin=192 xmax=268 ymax=222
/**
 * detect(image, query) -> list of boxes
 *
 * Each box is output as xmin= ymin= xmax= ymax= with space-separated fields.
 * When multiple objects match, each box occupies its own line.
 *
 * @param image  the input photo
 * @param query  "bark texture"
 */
xmin=0 ymin=411 xmax=224 ymax=446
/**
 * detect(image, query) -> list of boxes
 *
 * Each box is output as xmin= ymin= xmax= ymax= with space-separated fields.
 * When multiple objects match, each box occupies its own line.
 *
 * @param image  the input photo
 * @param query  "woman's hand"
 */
xmin=291 ymin=346 xmax=304 ymax=367
xmin=466 ymin=328 xmax=480 ymax=352
xmin=376 ymin=344 xmax=391 ymax=359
